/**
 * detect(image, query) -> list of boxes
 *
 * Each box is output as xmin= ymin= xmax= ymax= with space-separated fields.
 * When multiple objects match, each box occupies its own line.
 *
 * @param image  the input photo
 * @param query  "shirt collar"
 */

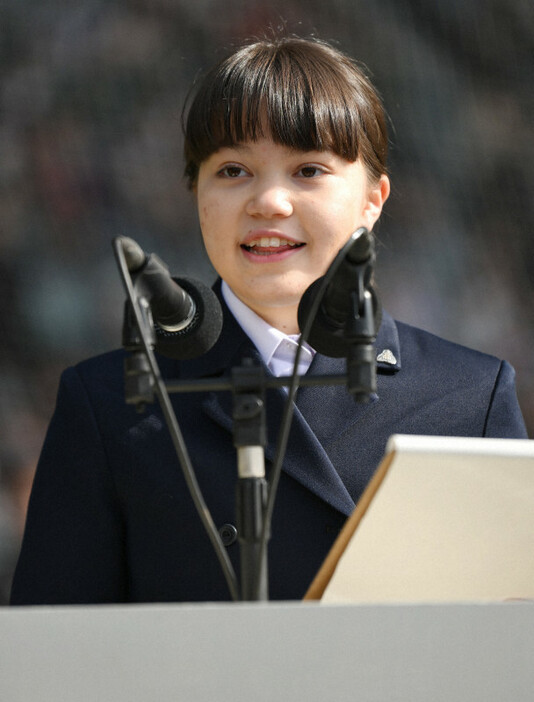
xmin=220 ymin=281 xmax=400 ymax=373
xmin=221 ymin=281 xmax=315 ymax=374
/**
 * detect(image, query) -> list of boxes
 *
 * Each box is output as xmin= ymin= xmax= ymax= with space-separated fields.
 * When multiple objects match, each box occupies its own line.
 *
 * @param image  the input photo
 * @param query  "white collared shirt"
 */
xmin=221 ymin=281 xmax=315 ymax=377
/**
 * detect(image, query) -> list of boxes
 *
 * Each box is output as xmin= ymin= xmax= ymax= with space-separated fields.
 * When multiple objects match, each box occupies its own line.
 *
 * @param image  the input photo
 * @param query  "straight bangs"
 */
xmin=183 ymin=39 xmax=388 ymax=187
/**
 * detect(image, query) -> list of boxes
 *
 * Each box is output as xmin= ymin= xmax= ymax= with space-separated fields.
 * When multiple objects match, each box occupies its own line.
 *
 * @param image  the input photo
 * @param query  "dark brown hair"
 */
xmin=183 ymin=36 xmax=388 ymax=188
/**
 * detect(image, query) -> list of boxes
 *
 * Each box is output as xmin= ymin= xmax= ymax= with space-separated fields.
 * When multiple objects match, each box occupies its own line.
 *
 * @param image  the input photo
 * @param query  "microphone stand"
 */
xmin=254 ymin=230 xmax=378 ymax=596
xmin=114 ymin=238 xmax=240 ymax=602
xmin=346 ymin=285 xmax=377 ymax=402
xmin=113 ymin=233 xmax=378 ymax=603
xmin=232 ymin=360 xmax=269 ymax=601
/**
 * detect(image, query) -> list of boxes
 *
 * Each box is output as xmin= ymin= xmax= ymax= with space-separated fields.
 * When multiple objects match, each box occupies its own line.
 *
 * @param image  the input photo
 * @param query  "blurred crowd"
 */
xmin=1 ymin=0 xmax=533 ymax=602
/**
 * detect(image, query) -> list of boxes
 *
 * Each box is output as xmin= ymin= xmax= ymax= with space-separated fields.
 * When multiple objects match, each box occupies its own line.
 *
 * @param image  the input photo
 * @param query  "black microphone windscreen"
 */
xmin=154 ymin=277 xmax=223 ymax=360
xmin=298 ymin=278 xmax=382 ymax=357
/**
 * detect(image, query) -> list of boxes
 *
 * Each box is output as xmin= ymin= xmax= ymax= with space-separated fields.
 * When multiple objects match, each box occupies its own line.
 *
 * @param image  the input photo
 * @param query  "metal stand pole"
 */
xmin=232 ymin=360 xmax=269 ymax=601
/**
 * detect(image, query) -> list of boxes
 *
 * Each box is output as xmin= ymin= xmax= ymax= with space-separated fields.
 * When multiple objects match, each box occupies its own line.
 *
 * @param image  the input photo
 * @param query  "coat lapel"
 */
xmin=295 ymin=312 xmax=401 ymax=451
xmin=171 ymin=286 xmax=401 ymax=518
xmin=198 ymin=356 xmax=356 ymax=517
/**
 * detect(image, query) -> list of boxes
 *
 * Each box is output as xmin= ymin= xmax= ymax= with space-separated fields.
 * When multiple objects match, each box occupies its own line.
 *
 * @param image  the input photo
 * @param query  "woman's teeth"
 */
xmin=246 ymin=237 xmax=300 ymax=248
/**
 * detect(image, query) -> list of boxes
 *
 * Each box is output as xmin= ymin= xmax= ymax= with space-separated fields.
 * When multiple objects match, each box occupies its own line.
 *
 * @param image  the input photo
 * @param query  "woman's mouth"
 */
xmin=241 ymin=237 xmax=305 ymax=256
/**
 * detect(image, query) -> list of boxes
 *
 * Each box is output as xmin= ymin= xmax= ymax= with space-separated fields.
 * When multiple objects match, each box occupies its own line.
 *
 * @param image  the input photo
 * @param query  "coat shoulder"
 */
xmin=387 ymin=319 xmax=526 ymax=438
xmin=394 ymin=319 xmax=504 ymax=374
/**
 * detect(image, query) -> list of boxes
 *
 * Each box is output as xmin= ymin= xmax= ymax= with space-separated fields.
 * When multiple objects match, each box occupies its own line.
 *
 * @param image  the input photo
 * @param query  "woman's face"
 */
xmin=196 ymin=138 xmax=390 ymax=332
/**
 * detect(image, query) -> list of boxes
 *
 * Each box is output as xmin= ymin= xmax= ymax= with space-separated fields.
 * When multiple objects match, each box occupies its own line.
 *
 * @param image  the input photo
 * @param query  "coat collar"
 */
xmin=175 ymin=281 xmax=401 ymax=380
xmin=169 ymin=282 xmax=402 ymax=516
xmin=375 ymin=308 xmax=401 ymax=372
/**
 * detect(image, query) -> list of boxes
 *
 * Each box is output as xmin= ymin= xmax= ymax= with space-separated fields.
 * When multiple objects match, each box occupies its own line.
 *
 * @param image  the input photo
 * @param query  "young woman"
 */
xmin=11 ymin=37 xmax=527 ymax=605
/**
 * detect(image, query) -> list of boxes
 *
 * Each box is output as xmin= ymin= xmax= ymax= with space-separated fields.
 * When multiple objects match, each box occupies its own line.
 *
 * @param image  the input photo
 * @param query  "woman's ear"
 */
xmin=363 ymin=174 xmax=390 ymax=230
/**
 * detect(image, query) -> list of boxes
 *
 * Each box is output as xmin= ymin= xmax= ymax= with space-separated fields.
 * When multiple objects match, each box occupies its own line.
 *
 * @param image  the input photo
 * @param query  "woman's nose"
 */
xmin=245 ymin=182 xmax=293 ymax=218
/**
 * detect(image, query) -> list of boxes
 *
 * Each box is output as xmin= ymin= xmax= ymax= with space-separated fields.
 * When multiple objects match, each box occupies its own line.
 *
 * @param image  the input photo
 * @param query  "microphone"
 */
xmin=298 ymin=228 xmax=381 ymax=358
xmin=120 ymin=237 xmax=223 ymax=360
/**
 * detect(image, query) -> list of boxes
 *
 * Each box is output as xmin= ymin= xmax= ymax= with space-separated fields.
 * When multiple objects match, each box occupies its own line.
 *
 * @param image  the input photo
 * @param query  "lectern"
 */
xmin=1 ymin=601 xmax=533 ymax=702
xmin=3 ymin=436 xmax=533 ymax=700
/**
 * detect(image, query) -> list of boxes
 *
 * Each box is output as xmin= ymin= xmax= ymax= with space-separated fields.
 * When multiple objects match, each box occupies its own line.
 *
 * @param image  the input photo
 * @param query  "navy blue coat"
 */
xmin=10 ymin=298 xmax=527 ymax=604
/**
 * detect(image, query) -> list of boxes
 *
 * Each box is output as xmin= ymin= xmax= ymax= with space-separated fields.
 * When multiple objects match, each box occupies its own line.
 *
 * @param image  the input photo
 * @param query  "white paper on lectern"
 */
xmin=321 ymin=435 xmax=534 ymax=604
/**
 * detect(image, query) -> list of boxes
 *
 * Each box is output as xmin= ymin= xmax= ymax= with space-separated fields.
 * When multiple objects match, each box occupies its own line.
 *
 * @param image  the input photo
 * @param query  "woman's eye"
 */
xmin=218 ymin=165 xmax=247 ymax=178
xmin=297 ymin=165 xmax=323 ymax=178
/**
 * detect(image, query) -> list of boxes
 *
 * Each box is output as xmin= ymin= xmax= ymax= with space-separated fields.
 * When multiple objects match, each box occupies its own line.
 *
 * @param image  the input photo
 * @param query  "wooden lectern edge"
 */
xmin=303 ymin=450 xmax=396 ymax=601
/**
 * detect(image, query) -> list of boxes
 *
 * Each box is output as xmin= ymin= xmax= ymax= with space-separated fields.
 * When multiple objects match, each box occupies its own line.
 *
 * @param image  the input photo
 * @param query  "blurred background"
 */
xmin=1 ymin=0 xmax=533 ymax=601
